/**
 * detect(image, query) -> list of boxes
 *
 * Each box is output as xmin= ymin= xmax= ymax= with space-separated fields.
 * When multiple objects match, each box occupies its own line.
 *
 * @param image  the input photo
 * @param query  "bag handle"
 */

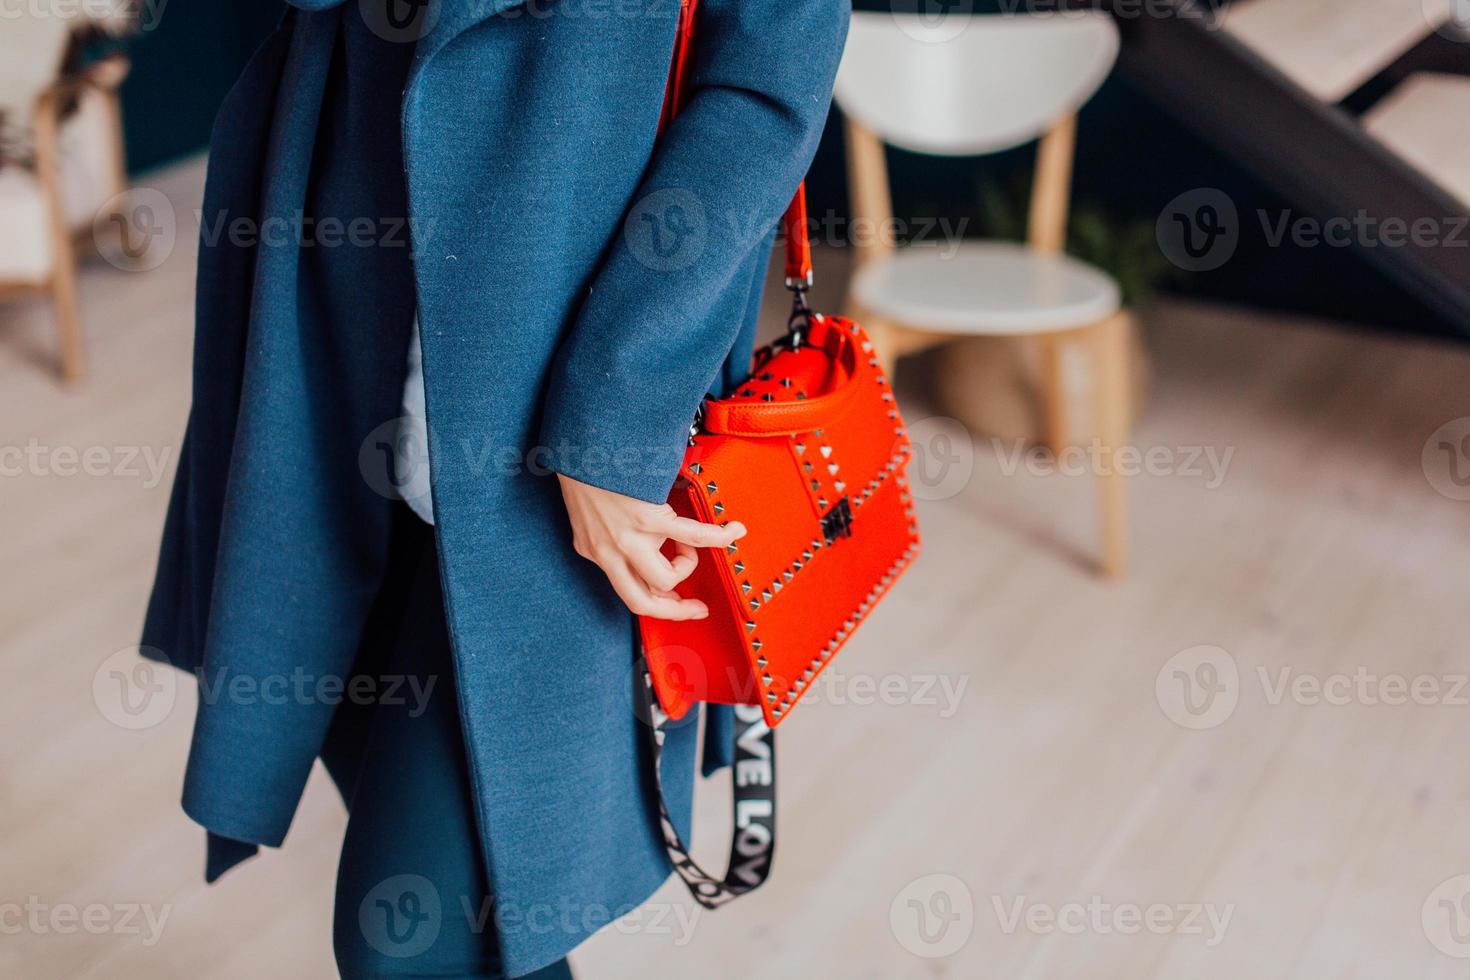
xmin=662 ymin=0 xmax=813 ymax=293
xmin=636 ymin=660 xmax=777 ymax=910
xmin=639 ymin=0 xmax=787 ymax=911
xmin=701 ymin=316 xmax=864 ymax=436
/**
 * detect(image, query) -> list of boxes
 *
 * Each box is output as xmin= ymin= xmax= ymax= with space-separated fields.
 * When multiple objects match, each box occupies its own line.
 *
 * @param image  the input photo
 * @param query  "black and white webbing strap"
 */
xmin=636 ymin=660 xmax=777 ymax=909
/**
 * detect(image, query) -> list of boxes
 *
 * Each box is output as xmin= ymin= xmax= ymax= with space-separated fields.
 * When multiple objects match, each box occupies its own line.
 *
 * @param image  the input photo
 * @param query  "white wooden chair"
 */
xmin=0 ymin=44 xmax=130 ymax=382
xmin=835 ymin=11 xmax=1129 ymax=576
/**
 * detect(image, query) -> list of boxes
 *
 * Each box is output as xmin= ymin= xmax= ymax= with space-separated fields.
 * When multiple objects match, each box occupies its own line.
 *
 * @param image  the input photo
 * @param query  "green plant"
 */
xmin=976 ymin=172 xmax=1178 ymax=309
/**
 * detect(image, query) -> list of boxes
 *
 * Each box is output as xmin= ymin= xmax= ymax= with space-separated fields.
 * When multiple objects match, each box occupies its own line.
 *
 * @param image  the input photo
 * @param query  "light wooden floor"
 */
xmin=5 ymin=157 xmax=1470 ymax=979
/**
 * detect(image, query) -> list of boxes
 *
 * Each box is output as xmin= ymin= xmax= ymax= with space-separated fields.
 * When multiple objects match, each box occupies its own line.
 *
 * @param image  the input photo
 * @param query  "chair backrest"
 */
xmin=0 ymin=18 xmax=71 ymax=150
xmin=833 ymin=11 xmax=1120 ymax=157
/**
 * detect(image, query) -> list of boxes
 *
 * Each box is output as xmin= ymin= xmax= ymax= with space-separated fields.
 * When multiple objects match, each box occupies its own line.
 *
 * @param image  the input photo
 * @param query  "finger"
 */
xmin=658 ymin=514 xmax=748 ymax=550
xmin=627 ymin=541 xmax=685 ymax=594
xmin=604 ymin=558 xmax=709 ymax=621
xmin=668 ymin=540 xmax=698 ymax=585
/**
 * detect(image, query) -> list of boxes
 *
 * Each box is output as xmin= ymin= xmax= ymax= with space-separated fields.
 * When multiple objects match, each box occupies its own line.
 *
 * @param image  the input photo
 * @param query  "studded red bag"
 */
xmin=636 ymin=0 xmax=921 ymax=909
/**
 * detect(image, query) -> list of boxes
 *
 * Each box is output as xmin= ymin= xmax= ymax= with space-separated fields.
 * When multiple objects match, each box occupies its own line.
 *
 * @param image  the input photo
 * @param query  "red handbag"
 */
xmin=637 ymin=0 xmax=921 ymax=909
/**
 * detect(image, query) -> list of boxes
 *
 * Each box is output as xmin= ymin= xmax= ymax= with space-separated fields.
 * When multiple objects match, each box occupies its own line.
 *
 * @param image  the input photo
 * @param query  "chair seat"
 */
xmin=850 ymin=240 xmax=1121 ymax=335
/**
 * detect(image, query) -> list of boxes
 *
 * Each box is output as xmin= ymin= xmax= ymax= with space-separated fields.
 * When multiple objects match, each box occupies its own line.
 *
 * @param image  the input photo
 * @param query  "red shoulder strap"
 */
xmin=660 ymin=0 xmax=813 ymax=289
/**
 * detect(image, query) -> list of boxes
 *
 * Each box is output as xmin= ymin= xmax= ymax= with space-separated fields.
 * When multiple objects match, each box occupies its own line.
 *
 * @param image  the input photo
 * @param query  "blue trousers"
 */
xmin=323 ymin=507 xmax=574 ymax=980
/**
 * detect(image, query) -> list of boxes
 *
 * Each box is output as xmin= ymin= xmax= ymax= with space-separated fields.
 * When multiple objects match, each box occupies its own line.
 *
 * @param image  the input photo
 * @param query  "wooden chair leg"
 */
xmin=1040 ymin=334 xmax=1070 ymax=456
xmin=1093 ymin=313 xmax=1130 ymax=578
xmin=51 ymin=257 xmax=86 ymax=382
xmin=33 ymin=85 xmax=87 ymax=382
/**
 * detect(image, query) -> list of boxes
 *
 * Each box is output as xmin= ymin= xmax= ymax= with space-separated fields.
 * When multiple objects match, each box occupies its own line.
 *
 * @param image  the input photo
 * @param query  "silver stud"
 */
xmin=706 ymin=481 xmax=718 ymax=494
xmin=783 ymin=569 xmax=793 ymax=582
xmin=766 ymin=692 xmax=777 ymax=703
xmin=749 ymin=599 xmax=760 ymax=611
xmin=756 ymin=656 xmax=767 ymax=668
xmin=741 ymin=582 xmax=752 ymax=594
xmin=753 ymin=640 xmax=763 ymax=653
xmin=689 ymin=462 xmax=703 ymax=474
xmin=734 ymin=561 xmax=745 ymax=573
xmin=762 ymin=673 xmax=773 ymax=685
xmin=817 ymin=497 xmax=828 ymax=508
xmin=820 ymin=445 xmax=833 ymax=458
xmin=761 ymin=589 xmax=772 ymax=601
xmin=745 ymin=620 xmax=756 ymax=632
xmin=834 ymin=481 xmax=846 ymax=493
xmin=795 ymin=443 xmax=806 ymax=454
xmin=714 ymin=502 xmax=725 ymax=516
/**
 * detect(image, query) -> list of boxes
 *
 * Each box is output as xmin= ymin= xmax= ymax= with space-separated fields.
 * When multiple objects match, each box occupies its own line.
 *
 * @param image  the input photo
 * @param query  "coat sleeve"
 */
xmin=538 ymin=0 xmax=850 ymax=503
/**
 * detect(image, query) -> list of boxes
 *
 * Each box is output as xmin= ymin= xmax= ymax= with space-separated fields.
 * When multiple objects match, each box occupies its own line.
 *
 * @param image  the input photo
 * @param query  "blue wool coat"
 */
xmin=141 ymin=1 xmax=848 ymax=974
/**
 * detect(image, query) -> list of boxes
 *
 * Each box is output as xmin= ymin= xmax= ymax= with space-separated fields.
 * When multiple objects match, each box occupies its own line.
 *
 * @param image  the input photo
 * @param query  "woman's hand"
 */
xmin=558 ymin=473 xmax=746 ymax=621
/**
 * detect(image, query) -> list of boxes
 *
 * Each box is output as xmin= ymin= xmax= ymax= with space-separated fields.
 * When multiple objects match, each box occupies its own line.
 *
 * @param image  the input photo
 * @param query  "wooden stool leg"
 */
xmin=1040 ymin=334 xmax=1069 ymax=455
xmin=34 ymin=87 xmax=86 ymax=382
xmin=51 ymin=257 xmax=86 ymax=382
xmin=1093 ymin=313 xmax=1129 ymax=577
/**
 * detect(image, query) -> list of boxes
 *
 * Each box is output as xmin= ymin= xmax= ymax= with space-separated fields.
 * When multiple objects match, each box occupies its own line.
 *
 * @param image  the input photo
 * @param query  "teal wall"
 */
xmin=119 ymin=3 xmax=280 ymax=174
